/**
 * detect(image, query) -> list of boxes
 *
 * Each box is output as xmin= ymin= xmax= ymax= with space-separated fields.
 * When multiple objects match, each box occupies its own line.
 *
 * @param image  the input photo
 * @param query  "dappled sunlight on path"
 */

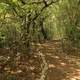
xmin=40 ymin=41 xmax=80 ymax=80
xmin=0 ymin=41 xmax=80 ymax=80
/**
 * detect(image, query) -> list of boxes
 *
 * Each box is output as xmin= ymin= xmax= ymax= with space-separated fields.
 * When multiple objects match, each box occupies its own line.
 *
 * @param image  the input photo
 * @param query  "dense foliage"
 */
xmin=0 ymin=0 xmax=80 ymax=80
xmin=0 ymin=0 xmax=80 ymax=55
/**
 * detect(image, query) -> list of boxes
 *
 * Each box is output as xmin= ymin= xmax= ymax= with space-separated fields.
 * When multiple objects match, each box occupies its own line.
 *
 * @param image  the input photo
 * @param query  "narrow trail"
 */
xmin=40 ymin=41 xmax=80 ymax=80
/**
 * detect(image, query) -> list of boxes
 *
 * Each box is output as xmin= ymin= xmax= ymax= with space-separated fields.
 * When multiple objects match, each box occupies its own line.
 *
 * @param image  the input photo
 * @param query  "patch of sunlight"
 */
xmin=75 ymin=69 xmax=80 ymax=72
xmin=32 ymin=72 xmax=35 ymax=76
xmin=37 ymin=43 xmax=41 ymax=46
xmin=75 ymin=69 xmax=80 ymax=76
xmin=74 ymin=76 xmax=80 ymax=79
xmin=9 ymin=71 xmax=15 ymax=74
xmin=16 ymin=70 xmax=22 ymax=73
xmin=53 ymin=56 xmax=60 ymax=59
xmin=9 ymin=70 xmax=22 ymax=74
xmin=70 ymin=76 xmax=80 ymax=80
xmin=48 ymin=64 xmax=56 ymax=68
xmin=76 ymin=62 xmax=80 ymax=67
xmin=30 ymin=66 xmax=35 ymax=70
xmin=68 ymin=69 xmax=80 ymax=80
xmin=34 ymin=55 xmax=37 ymax=58
xmin=70 ymin=78 xmax=76 ymax=80
xmin=12 ymin=0 xmax=17 ymax=2
xmin=4 ymin=67 xmax=10 ymax=71
xmin=60 ymin=62 xmax=67 ymax=66
xmin=46 ymin=53 xmax=52 ymax=56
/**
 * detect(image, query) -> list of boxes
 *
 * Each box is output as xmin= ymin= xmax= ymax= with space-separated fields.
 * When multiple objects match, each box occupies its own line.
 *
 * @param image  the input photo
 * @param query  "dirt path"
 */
xmin=0 ymin=41 xmax=80 ymax=80
xmin=40 ymin=41 xmax=80 ymax=80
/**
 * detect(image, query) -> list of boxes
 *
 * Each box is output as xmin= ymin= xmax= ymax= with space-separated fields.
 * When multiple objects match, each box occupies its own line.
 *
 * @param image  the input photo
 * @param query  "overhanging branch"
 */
xmin=32 ymin=0 xmax=59 ymax=21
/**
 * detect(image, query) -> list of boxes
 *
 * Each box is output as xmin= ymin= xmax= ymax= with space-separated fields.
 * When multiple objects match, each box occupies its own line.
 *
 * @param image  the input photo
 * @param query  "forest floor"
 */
xmin=40 ymin=41 xmax=80 ymax=80
xmin=0 ymin=41 xmax=80 ymax=80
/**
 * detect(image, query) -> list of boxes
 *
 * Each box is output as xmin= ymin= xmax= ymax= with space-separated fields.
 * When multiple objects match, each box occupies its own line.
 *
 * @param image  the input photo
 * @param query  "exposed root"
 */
xmin=36 ymin=51 xmax=48 ymax=80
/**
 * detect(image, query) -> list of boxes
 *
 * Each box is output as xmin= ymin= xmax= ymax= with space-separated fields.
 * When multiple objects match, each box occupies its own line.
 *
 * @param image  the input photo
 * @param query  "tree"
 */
xmin=55 ymin=0 xmax=80 ymax=53
xmin=0 ymin=0 xmax=59 ymax=55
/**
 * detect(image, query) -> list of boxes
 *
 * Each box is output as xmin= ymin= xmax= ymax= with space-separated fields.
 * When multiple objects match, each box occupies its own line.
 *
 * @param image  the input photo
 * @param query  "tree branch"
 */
xmin=32 ymin=0 xmax=59 ymax=21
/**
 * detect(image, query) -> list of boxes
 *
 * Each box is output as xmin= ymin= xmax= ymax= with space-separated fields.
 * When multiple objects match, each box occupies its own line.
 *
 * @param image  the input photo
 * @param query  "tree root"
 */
xmin=36 ymin=51 xmax=48 ymax=80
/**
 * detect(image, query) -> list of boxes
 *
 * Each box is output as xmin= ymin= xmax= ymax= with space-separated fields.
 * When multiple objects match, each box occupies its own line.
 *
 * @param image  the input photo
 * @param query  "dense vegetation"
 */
xmin=0 ymin=0 xmax=80 ymax=54
xmin=0 ymin=0 xmax=59 ymax=53
xmin=0 ymin=0 xmax=80 ymax=80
